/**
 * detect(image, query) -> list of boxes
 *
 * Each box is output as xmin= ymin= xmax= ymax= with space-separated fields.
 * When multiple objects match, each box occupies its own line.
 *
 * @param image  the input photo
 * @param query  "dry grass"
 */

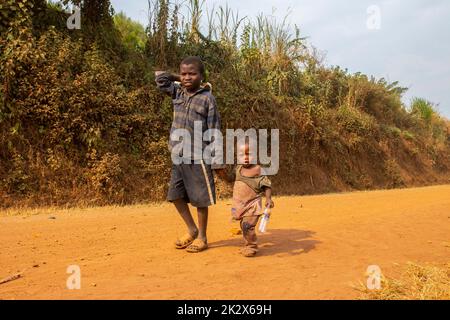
xmin=358 ymin=262 xmax=450 ymax=300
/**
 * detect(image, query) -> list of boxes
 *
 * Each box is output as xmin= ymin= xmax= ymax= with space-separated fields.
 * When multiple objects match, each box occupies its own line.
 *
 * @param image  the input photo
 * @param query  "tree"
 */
xmin=62 ymin=0 xmax=113 ymax=25
xmin=113 ymin=12 xmax=146 ymax=51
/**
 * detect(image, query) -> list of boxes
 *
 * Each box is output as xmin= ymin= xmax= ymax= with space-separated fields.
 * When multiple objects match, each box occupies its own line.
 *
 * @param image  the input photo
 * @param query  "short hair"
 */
xmin=180 ymin=56 xmax=205 ymax=78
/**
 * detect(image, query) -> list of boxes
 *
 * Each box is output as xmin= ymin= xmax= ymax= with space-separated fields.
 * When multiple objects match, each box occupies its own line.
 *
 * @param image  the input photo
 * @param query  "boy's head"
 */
xmin=180 ymin=56 xmax=205 ymax=92
xmin=237 ymin=138 xmax=257 ymax=167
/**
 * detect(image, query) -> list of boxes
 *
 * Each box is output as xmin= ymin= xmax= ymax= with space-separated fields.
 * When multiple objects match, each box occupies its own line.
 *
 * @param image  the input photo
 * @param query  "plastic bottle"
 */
xmin=258 ymin=207 xmax=271 ymax=233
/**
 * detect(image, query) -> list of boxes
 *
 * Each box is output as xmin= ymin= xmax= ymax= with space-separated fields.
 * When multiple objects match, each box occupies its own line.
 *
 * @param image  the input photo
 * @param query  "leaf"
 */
xmin=11 ymin=122 xmax=20 ymax=135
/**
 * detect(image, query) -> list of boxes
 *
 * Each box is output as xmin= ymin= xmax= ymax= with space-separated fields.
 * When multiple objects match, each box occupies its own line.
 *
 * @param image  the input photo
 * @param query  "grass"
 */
xmin=410 ymin=98 xmax=436 ymax=124
xmin=358 ymin=262 xmax=450 ymax=300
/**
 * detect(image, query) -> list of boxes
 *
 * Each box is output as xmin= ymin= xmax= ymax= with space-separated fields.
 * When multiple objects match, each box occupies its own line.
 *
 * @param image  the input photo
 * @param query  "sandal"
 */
xmin=186 ymin=238 xmax=208 ymax=253
xmin=240 ymin=246 xmax=258 ymax=257
xmin=175 ymin=232 xmax=197 ymax=249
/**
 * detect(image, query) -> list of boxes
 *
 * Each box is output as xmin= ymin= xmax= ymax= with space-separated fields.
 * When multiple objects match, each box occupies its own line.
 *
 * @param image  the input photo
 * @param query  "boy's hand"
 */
xmin=265 ymin=198 xmax=274 ymax=209
xmin=171 ymin=74 xmax=181 ymax=82
xmin=154 ymin=71 xmax=180 ymax=82
xmin=264 ymin=187 xmax=274 ymax=209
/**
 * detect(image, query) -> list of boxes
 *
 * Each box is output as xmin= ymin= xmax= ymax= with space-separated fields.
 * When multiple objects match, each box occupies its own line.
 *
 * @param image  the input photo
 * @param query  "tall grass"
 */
xmin=187 ymin=0 xmax=203 ymax=42
xmin=410 ymin=97 xmax=436 ymax=125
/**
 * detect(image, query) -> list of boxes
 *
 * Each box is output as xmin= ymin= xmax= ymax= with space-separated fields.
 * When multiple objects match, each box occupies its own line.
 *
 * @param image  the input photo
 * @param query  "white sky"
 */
xmin=110 ymin=0 xmax=450 ymax=118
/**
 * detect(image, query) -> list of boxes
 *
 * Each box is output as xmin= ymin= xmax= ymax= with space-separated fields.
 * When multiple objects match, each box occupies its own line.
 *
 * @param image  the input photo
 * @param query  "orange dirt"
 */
xmin=1 ymin=185 xmax=449 ymax=300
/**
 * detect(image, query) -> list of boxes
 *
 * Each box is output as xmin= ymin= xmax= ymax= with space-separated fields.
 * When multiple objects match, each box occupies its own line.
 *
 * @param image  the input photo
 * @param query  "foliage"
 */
xmin=113 ymin=11 xmax=147 ymax=51
xmin=410 ymin=98 xmax=435 ymax=124
xmin=0 ymin=0 xmax=449 ymax=208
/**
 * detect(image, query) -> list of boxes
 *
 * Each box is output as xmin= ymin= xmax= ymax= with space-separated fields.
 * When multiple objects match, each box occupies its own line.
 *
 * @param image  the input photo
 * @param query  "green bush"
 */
xmin=336 ymin=105 xmax=376 ymax=135
xmin=114 ymin=11 xmax=146 ymax=51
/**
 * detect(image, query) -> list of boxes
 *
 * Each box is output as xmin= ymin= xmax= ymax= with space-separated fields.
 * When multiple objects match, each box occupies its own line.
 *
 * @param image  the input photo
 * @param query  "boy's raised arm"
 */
xmin=154 ymin=71 xmax=181 ymax=99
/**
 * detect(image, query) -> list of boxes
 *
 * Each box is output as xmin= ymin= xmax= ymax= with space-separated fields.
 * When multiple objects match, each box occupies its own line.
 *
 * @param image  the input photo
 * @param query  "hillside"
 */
xmin=1 ymin=0 xmax=449 ymax=208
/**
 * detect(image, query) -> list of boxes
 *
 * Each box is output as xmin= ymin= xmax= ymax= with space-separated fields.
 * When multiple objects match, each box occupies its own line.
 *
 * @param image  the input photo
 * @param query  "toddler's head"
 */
xmin=237 ymin=138 xmax=257 ymax=167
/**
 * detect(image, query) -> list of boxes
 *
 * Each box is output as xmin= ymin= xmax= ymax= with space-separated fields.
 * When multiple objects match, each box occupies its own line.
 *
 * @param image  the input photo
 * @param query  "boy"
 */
xmin=229 ymin=141 xmax=275 ymax=257
xmin=155 ymin=56 xmax=226 ymax=253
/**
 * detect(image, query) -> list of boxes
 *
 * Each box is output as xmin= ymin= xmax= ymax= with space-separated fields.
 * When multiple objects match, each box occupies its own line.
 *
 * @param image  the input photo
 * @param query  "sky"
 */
xmin=110 ymin=0 xmax=450 ymax=118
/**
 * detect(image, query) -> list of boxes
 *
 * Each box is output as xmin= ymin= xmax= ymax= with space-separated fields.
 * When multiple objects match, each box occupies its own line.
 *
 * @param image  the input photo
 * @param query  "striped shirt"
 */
xmin=155 ymin=73 xmax=223 ymax=169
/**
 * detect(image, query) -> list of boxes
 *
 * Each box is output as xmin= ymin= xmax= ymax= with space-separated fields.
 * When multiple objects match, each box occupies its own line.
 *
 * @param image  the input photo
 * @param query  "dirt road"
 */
xmin=1 ymin=185 xmax=449 ymax=299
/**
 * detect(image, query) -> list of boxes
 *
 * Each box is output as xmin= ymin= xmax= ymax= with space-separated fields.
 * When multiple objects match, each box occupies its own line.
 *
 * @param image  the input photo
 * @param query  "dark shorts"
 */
xmin=167 ymin=161 xmax=216 ymax=208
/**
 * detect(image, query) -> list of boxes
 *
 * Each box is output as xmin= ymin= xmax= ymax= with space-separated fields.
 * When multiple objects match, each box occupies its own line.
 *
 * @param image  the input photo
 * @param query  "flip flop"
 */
xmin=186 ymin=238 xmax=208 ymax=253
xmin=240 ymin=246 xmax=258 ymax=257
xmin=175 ymin=233 xmax=197 ymax=249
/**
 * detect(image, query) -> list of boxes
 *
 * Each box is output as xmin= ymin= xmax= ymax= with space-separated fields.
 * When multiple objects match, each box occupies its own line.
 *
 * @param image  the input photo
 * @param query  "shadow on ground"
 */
xmin=210 ymin=229 xmax=320 ymax=257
